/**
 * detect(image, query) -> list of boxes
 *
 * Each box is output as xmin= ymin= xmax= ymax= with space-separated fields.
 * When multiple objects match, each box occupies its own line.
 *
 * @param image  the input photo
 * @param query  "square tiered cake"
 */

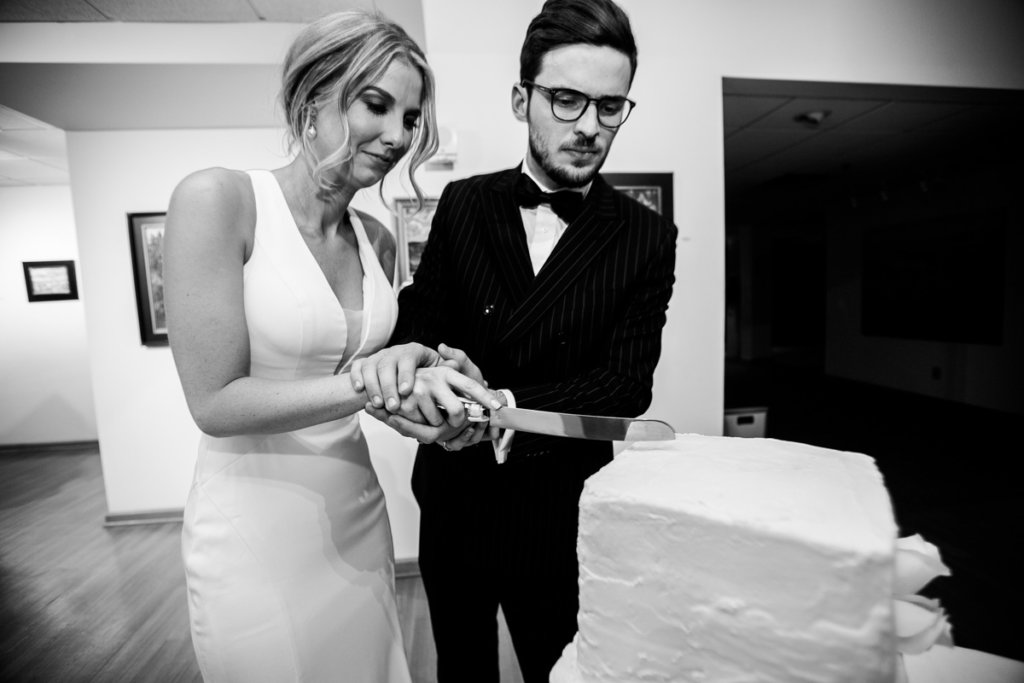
xmin=551 ymin=434 xmax=899 ymax=683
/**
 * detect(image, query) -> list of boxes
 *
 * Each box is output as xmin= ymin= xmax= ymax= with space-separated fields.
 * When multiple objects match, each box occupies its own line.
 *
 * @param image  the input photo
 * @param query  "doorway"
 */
xmin=722 ymin=78 xmax=1024 ymax=661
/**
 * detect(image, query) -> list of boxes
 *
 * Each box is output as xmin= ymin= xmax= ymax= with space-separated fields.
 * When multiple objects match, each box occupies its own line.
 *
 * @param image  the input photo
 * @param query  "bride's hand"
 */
xmin=348 ymin=342 xmax=440 ymax=411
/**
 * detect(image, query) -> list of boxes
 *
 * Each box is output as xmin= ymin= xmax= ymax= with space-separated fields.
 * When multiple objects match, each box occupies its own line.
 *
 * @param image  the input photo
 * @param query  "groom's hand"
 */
xmin=362 ymin=365 xmax=501 ymax=449
xmin=364 ymin=403 xmax=495 ymax=449
xmin=436 ymin=343 xmax=487 ymax=388
xmin=391 ymin=365 xmax=498 ymax=427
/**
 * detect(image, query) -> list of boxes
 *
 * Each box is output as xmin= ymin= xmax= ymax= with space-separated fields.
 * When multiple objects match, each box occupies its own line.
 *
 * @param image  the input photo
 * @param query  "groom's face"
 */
xmin=513 ymin=44 xmax=632 ymax=188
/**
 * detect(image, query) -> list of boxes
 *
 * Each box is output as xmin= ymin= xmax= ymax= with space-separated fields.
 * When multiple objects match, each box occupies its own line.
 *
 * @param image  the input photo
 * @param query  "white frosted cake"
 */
xmin=551 ymin=434 xmax=900 ymax=683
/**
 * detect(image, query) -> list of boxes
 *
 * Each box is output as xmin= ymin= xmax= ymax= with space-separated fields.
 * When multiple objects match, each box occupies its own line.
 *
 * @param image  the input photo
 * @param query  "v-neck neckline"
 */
xmin=267 ymin=172 xmax=368 ymax=315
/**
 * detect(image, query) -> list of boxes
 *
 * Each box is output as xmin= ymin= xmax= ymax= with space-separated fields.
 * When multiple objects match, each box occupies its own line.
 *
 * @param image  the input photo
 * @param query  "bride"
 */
xmin=163 ymin=11 xmax=499 ymax=682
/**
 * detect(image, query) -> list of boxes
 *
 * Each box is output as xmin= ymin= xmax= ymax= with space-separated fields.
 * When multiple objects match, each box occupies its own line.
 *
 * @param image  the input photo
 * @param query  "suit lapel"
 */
xmin=483 ymin=169 xmax=534 ymax=303
xmin=500 ymin=176 xmax=625 ymax=344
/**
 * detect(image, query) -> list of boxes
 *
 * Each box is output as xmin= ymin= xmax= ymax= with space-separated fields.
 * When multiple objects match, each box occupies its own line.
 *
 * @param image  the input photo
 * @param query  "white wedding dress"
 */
xmin=181 ymin=170 xmax=410 ymax=682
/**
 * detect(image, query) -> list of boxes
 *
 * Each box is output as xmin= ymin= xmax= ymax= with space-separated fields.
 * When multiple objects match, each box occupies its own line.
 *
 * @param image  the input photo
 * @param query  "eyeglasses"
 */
xmin=521 ymin=81 xmax=636 ymax=129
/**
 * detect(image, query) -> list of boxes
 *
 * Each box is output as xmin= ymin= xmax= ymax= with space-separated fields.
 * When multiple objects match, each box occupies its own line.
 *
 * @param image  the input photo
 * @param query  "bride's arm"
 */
xmin=164 ymin=168 xmax=369 ymax=437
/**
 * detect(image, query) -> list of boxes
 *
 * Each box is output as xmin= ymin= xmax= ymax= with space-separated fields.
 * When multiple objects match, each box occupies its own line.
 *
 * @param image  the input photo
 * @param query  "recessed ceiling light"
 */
xmin=794 ymin=110 xmax=831 ymax=127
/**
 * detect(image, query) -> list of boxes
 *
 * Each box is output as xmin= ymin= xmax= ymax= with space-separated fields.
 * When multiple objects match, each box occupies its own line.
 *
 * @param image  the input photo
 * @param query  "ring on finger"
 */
xmin=440 ymin=441 xmax=451 ymax=452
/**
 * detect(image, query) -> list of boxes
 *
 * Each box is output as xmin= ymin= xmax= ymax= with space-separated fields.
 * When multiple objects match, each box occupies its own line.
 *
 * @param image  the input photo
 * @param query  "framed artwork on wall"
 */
xmin=23 ymin=260 xmax=78 ymax=302
xmin=602 ymin=172 xmax=673 ymax=219
xmin=127 ymin=212 xmax=168 ymax=346
xmin=394 ymin=196 xmax=439 ymax=287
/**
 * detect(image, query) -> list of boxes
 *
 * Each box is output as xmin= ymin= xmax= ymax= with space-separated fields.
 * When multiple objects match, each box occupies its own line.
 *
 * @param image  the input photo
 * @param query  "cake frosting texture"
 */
xmin=552 ymin=434 xmax=899 ymax=683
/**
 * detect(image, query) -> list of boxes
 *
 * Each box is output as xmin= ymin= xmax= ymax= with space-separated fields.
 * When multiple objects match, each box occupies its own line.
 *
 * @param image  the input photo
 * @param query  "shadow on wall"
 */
xmin=1 ymin=394 xmax=98 ymax=447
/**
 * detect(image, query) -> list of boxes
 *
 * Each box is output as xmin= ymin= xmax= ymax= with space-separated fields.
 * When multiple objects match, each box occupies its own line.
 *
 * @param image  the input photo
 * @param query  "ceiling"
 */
xmin=2 ymin=3 xmax=1023 ymax=197
xmin=723 ymin=78 xmax=1024 ymax=215
xmin=0 ymin=0 xmax=412 ymax=24
xmin=0 ymin=0 xmax=424 ymax=187
xmin=0 ymin=104 xmax=69 ymax=186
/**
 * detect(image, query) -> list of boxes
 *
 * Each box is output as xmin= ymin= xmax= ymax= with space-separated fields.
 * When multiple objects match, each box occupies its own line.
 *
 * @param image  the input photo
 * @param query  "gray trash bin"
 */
xmin=723 ymin=406 xmax=768 ymax=438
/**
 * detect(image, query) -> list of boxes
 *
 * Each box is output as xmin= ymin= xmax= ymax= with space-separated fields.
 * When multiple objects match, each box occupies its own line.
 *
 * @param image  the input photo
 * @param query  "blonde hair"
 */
xmin=281 ymin=11 xmax=438 ymax=206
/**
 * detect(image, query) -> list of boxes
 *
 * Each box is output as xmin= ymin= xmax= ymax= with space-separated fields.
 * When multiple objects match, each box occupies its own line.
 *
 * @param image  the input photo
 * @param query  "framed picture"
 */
xmin=603 ymin=172 xmax=673 ymax=219
xmin=23 ymin=260 xmax=78 ymax=302
xmin=394 ymin=196 xmax=439 ymax=286
xmin=127 ymin=212 xmax=169 ymax=346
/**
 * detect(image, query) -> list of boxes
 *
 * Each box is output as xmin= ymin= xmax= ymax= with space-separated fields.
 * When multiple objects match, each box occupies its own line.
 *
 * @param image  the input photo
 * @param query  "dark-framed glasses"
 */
xmin=521 ymin=81 xmax=636 ymax=129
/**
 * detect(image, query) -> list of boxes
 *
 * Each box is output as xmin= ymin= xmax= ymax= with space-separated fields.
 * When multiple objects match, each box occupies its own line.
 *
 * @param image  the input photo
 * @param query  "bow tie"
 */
xmin=514 ymin=173 xmax=584 ymax=224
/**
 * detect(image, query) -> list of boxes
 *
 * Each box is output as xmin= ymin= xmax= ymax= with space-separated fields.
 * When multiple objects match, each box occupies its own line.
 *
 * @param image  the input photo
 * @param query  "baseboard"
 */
xmin=104 ymin=509 xmax=184 ymax=527
xmin=0 ymin=440 xmax=99 ymax=454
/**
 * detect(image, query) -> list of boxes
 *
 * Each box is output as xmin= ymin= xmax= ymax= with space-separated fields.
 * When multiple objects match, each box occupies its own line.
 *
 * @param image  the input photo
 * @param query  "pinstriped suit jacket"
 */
xmin=393 ymin=165 xmax=677 ymax=459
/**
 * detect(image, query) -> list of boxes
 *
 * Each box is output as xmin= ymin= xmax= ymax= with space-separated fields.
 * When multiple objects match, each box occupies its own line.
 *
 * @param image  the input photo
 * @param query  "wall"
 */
xmin=66 ymin=127 xmax=421 ymax=559
xmin=0 ymin=185 xmax=97 ymax=445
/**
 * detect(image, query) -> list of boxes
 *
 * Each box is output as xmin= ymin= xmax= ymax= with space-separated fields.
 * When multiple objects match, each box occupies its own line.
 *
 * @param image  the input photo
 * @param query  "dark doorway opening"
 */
xmin=723 ymin=78 xmax=1024 ymax=661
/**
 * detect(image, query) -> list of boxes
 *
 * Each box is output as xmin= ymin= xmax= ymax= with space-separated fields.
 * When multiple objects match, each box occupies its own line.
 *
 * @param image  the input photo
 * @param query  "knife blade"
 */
xmin=459 ymin=401 xmax=675 ymax=442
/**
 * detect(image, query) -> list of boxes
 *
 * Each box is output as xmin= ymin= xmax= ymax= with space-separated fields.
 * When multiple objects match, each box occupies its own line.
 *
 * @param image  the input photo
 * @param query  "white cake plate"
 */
xmin=905 ymin=646 xmax=1024 ymax=683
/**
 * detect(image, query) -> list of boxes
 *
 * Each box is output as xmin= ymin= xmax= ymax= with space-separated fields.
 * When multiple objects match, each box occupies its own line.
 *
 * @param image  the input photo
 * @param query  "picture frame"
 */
xmin=127 ymin=212 xmax=169 ymax=346
xmin=602 ymin=172 xmax=674 ymax=219
xmin=23 ymin=260 xmax=78 ymax=302
xmin=393 ymin=196 xmax=439 ymax=287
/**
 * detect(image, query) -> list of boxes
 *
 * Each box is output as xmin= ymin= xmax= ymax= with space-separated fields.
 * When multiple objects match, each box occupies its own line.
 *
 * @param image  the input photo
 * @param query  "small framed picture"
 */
xmin=23 ymin=260 xmax=78 ymax=302
xmin=603 ymin=172 xmax=674 ymax=218
xmin=394 ymin=197 xmax=439 ymax=287
xmin=127 ymin=212 xmax=169 ymax=346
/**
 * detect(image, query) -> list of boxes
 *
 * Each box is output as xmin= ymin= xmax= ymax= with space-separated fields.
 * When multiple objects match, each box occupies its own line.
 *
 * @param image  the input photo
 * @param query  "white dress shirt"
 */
xmin=518 ymin=161 xmax=590 ymax=274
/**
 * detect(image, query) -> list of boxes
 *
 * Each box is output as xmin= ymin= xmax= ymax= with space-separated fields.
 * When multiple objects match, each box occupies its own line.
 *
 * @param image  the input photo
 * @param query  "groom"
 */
xmin=355 ymin=0 xmax=678 ymax=680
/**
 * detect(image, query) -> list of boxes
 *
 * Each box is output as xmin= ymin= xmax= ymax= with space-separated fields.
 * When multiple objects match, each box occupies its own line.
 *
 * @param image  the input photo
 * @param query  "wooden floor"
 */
xmin=0 ymin=443 xmax=523 ymax=683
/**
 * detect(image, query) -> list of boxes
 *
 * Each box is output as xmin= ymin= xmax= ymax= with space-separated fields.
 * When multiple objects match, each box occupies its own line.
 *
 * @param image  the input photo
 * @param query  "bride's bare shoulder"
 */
xmin=171 ymin=167 xmax=253 ymax=210
xmin=166 ymin=168 xmax=257 ymax=251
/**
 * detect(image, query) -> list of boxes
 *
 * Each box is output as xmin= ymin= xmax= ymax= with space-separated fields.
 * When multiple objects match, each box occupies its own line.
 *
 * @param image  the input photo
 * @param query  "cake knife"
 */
xmin=457 ymin=400 xmax=675 ymax=441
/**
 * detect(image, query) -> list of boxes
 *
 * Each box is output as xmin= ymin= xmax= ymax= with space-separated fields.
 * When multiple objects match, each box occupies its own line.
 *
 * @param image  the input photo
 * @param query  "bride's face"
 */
xmin=315 ymin=59 xmax=423 ymax=190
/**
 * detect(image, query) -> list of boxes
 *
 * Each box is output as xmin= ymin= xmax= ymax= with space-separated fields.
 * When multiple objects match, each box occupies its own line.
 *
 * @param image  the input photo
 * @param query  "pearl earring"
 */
xmin=306 ymin=124 xmax=317 ymax=139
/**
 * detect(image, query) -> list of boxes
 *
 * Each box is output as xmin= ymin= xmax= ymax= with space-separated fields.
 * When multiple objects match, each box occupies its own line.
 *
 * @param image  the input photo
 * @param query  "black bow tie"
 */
xmin=514 ymin=173 xmax=584 ymax=224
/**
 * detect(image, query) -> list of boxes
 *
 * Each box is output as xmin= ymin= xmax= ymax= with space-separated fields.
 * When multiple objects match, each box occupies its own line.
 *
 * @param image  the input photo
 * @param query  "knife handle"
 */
xmin=435 ymin=401 xmax=491 ymax=422
xmin=461 ymin=400 xmax=490 ymax=422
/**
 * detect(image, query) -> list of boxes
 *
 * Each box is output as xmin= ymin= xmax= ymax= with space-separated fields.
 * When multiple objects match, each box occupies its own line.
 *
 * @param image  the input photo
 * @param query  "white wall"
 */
xmin=0 ymin=185 xmax=97 ymax=445
xmin=67 ymin=128 xmax=281 ymax=517
xmin=66 ymin=127 xmax=422 ymax=558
